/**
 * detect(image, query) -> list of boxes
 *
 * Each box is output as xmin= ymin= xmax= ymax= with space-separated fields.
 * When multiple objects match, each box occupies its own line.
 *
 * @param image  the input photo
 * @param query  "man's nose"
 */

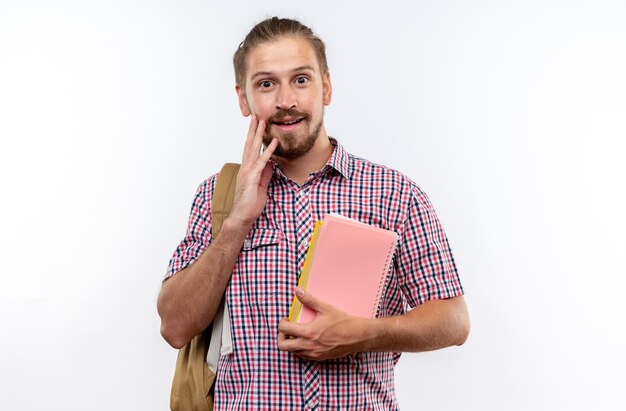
xmin=275 ymin=85 xmax=297 ymax=110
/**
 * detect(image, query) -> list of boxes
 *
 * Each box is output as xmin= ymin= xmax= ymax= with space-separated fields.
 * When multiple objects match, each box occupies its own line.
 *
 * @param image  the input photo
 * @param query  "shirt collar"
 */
xmin=325 ymin=137 xmax=353 ymax=180
xmin=270 ymin=136 xmax=353 ymax=182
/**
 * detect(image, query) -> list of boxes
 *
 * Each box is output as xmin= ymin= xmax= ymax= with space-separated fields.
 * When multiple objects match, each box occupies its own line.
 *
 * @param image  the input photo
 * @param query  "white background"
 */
xmin=1 ymin=1 xmax=625 ymax=410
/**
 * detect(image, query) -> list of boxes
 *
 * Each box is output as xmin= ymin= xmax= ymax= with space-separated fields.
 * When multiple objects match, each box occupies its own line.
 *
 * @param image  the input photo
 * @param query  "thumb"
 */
xmin=295 ymin=287 xmax=325 ymax=312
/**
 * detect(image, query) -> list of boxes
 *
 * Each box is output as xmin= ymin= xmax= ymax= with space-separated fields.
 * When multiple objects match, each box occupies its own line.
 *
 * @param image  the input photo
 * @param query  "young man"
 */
xmin=158 ymin=17 xmax=469 ymax=410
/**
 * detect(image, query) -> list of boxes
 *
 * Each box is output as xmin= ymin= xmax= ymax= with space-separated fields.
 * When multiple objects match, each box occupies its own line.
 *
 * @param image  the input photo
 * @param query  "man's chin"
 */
xmin=270 ymin=145 xmax=306 ymax=161
xmin=266 ymin=136 xmax=317 ymax=161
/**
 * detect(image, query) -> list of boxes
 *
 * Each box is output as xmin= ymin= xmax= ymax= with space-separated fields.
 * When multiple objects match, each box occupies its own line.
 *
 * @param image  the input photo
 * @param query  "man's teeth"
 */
xmin=277 ymin=119 xmax=301 ymax=125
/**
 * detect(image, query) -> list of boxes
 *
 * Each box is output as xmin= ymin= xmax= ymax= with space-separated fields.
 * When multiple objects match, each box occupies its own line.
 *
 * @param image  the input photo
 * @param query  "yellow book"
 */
xmin=288 ymin=221 xmax=322 ymax=322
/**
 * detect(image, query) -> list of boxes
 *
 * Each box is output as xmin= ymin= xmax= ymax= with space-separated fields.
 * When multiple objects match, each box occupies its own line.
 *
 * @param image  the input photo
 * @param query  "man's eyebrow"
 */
xmin=250 ymin=66 xmax=316 ymax=81
xmin=291 ymin=65 xmax=316 ymax=73
xmin=250 ymin=71 xmax=273 ymax=81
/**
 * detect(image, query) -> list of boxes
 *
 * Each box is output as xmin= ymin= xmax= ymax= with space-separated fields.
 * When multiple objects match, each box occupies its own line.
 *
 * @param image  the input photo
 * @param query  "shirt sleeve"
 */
xmin=163 ymin=177 xmax=215 ymax=280
xmin=395 ymin=184 xmax=463 ymax=307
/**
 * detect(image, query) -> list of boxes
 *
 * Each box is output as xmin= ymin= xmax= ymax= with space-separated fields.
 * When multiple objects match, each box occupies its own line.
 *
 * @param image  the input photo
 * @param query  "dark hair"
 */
xmin=233 ymin=17 xmax=328 ymax=87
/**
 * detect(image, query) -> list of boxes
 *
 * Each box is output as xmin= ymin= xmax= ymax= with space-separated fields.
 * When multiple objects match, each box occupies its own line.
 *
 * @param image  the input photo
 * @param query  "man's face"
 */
xmin=236 ymin=37 xmax=332 ymax=160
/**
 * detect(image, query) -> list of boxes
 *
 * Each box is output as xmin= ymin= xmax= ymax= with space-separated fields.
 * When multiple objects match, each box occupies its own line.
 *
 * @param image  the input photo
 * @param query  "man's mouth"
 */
xmin=272 ymin=117 xmax=305 ymax=126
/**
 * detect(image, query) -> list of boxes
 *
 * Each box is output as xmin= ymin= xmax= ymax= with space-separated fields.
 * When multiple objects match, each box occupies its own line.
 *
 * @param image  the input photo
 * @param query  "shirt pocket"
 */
xmin=233 ymin=228 xmax=286 ymax=307
xmin=239 ymin=228 xmax=288 ymax=348
xmin=241 ymin=228 xmax=284 ymax=251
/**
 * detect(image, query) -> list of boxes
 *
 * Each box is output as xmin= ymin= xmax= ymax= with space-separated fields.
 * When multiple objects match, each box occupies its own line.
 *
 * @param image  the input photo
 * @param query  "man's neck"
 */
xmin=273 ymin=129 xmax=334 ymax=186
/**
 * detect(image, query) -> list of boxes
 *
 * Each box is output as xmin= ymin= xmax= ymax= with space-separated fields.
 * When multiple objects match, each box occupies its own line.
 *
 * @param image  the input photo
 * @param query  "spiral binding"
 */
xmin=370 ymin=235 xmax=398 ymax=318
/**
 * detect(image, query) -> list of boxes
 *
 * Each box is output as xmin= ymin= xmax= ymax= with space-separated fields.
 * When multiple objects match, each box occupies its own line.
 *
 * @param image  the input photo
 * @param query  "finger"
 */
xmin=255 ymin=137 xmax=277 ymax=167
xmin=278 ymin=317 xmax=305 ymax=338
xmin=278 ymin=337 xmax=318 ymax=357
xmin=250 ymin=118 xmax=266 ymax=157
xmin=277 ymin=332 xmax=301 ymax=352
xmin=277 ymin=333 xmax=320 ymax=359
xmin=277 ymin=331 xmax=287 ymax=350
xmin=250 ymin=137 xmax=277 ymax=176
xmin=242 ymin=114 xmax=258 ymax=164
xmin=296 ymin=287 xmax=325 ymax=312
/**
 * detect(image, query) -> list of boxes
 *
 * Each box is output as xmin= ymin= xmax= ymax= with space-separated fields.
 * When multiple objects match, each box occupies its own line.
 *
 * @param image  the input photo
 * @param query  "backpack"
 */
xmin=169 ymin=163 xmax=240 ymax=411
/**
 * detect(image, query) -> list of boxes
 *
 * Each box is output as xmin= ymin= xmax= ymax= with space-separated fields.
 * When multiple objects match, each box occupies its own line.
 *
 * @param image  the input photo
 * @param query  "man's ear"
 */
xmin=236 ymin=84 xmax=251 ymax=116
xmin=322 ymin=71 xmax=332 ymax=106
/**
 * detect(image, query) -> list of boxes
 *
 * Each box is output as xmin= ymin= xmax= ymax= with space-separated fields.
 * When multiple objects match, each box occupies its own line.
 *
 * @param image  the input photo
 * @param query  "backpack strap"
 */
xmin=170 ymin=163 xmax=241 ymax=411
xmin=206 ymin=163 xmax=240 ymax=372
xmin=211 ymin=163 xmax=240 ymax=237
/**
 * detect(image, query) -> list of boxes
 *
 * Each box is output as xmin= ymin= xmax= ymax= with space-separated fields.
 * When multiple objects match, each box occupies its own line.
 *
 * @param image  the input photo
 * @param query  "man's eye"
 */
xmin=295 ymin=77 xmax=308 ymax=85
xmin=260 ymin=81 xmax=273 ymax=88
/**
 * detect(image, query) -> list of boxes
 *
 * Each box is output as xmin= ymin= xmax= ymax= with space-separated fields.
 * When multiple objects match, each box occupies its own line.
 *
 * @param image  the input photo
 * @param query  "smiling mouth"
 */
xmin=272 ymin=117 xmax=305 ymax=126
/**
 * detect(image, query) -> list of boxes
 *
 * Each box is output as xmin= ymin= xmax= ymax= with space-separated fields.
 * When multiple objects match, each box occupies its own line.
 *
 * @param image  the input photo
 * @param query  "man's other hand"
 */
xmin=277 ymin=287 xmax=367 ymax=361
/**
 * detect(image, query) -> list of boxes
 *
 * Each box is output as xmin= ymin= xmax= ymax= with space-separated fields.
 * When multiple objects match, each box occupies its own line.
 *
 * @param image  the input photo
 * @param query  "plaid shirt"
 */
xmin=165 ymin=138 xmax=463 ymax=410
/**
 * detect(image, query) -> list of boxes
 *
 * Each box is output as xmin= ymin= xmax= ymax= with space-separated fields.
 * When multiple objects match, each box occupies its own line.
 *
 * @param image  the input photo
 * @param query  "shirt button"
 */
xmin=243 ymin=239 xmax=251 ymax=248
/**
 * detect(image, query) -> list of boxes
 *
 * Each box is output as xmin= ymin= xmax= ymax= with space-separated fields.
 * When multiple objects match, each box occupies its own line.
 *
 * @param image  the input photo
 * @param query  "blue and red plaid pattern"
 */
xmin=165 ymin=138 xmax=463 ymax=410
